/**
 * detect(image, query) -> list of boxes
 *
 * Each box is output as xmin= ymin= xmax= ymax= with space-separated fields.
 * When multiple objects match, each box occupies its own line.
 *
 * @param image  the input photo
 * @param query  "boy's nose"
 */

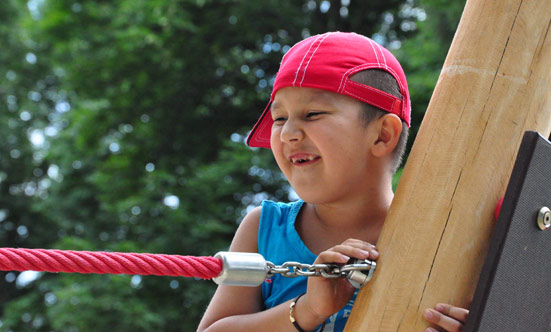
xmin=280 ymin=119 xmax=304 ymax=143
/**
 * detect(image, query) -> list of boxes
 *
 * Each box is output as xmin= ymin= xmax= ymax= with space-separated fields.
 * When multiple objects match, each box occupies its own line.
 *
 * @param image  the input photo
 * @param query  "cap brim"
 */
xmin=246 ymin=102 xmax=273 ymax=148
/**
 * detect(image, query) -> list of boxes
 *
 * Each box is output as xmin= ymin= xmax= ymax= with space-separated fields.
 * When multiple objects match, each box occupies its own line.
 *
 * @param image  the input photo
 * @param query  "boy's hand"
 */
xmin=424 ymin=303 xmax=469 ymax=332
xmin=301 ymin=239 xmax=379 ymax=322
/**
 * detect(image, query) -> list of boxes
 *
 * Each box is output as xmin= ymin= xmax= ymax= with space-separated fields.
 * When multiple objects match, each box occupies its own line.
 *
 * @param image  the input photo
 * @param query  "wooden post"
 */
xmin=345 ymin=0 xmax=551 ymax=331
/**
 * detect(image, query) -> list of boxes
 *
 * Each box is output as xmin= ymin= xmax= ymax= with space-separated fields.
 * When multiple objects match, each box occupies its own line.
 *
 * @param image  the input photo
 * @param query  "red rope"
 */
xmin=0 ymin=248 xmax=223 ymax=279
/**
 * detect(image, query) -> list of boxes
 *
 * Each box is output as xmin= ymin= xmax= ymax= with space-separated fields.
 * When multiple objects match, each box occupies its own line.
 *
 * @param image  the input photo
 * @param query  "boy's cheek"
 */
xmin=269 ymin=129 xmax=281 ymax=149
xmin=271 ymin=151 xmax=290 ymax=174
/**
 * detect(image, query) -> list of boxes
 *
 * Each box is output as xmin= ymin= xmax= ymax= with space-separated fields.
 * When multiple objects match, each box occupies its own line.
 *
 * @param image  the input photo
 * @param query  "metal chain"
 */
xmin=266 ymin=260 xmax=372 ymax=279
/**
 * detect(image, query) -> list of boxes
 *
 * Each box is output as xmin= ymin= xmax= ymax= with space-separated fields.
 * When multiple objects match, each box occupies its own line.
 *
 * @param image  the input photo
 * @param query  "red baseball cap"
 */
xmin=246 ymin=31 xmax=411 ymax=148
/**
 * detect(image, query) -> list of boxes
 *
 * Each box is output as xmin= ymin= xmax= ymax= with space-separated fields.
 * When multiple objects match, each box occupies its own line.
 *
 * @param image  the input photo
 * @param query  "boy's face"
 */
xmin=270 ymin=87 xmax=380 ymax=203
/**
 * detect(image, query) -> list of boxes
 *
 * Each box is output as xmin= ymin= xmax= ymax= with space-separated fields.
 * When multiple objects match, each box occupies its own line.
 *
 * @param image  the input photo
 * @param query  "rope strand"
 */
xmin=0 ymin=248 xmax=223 ymax=279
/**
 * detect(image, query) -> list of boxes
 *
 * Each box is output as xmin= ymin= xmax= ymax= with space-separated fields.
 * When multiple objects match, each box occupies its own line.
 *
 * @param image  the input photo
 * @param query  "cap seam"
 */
xmin=343 ymin=84 xmax=398 ymax=113
xmin=338 ymin=63 xmax=391 ymax=93
xmin=299 ymin=33 xmax=332 ymax=87
xmin=339 ymin=63 xmax=409 ymax=113
xmin=344 ymin=91 xmax=395 ymax=113
xmin=366 ymin=38 xmax=381 ymax=65
xmin=346 ymin=80 xmax=402 ymax=102
xmin=340 ymin=63 xmax=405 ymax=93
xmin=373 ymin=40 xmax=388 ymax=68
xmin=292 ymin=35 xmax=322 ymax=87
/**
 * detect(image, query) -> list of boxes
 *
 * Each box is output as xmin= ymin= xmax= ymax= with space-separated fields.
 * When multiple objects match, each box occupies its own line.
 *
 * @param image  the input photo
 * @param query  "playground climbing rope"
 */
xmin=0 ymin=247 xmax=376 ymax=288
xmin=0 ymin=247 xmax=222 ymax=279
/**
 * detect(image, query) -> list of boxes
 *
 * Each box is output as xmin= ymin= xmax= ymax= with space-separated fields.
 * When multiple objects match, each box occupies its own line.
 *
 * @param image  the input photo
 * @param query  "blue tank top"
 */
xmin=258 ymin=200 xmax=356 ymax=332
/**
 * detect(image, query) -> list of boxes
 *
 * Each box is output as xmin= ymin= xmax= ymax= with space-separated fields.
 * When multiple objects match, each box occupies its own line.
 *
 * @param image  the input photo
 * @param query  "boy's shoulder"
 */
xmin=233 ymin=200 xmax=304 ymax=252
xmin=257 ymin=199 xmax=305 ymax=238
xmin=261 ymin=199 xmax=303 ymax=209
xmin=259 ymin=199 xmax=304 ymax=220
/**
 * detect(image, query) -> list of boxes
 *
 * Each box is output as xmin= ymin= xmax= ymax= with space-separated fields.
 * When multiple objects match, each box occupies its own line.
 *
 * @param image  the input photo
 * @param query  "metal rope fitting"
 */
xmin=343 ymin=258 xmax=377 ymax=288
xmin=213 ymin=252 xmax=269 ymax=286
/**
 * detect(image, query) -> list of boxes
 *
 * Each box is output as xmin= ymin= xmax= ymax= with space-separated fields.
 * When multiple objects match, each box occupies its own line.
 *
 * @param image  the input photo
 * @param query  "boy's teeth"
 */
xmin=293 ymin=156 xmax=316 ymax=163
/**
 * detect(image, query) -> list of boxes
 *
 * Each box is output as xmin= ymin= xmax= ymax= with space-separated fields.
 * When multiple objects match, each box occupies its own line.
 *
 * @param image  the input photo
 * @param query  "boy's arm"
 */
xmin=197 ymin=206 xmax=264 ymax=331
xmin=197 ymin=207 xmax=330 ymax=332
xmin=197 ymin=208 xmax=378 ymax=332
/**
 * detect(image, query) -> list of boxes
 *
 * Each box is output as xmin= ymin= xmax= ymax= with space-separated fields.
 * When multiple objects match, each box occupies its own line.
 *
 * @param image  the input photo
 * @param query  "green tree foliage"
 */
xmin=397 ymin=0 xmax=466 ymax=150
xmin=1 ymin=0 xmax=464 ymax=330
xmin=0 ymin=0 xmax=62 ymax=319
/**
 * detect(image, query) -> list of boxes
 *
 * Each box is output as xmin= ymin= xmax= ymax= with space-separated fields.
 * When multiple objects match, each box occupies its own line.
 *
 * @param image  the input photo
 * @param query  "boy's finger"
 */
xmin=341 ymin=239 xmax=377 ymax=251
xmin=339 ymin=240 xmax=378 ymax=254
xmin=341 ymin=238 xmax=374 ymax=246
xmin=435 ymin=303 xmax=469 ymax=323
xmin=424 ymin=308 xmax=463 ymax=332
xmin=315 ymin=251 xmax=350 ymax=264
xmin=328 ymin=244 xmax=377 ymax=260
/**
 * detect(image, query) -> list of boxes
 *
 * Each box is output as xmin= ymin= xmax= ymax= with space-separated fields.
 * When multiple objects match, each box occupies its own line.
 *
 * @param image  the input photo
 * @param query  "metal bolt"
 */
xmin=537 ymin=207 xmax=551 ymax=231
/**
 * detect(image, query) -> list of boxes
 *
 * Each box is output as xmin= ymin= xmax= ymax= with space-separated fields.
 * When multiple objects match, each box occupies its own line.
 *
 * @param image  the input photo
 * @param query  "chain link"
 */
xmin=266 ymin=260 xmax=372 ymax=279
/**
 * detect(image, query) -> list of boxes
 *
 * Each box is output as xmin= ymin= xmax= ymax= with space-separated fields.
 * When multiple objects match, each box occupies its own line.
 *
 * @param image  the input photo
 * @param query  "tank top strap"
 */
xmin=258 ymin=200 xmax=316 ymax=265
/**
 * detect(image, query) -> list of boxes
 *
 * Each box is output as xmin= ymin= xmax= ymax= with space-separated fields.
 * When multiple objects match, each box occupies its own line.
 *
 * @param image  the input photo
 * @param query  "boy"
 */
xmin=198 ymin=32 xmax=468 ymax=332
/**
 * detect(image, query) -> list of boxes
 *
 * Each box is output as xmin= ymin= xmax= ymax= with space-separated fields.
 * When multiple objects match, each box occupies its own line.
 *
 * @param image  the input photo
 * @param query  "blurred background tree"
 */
xmin=0 ymin=0 xmax=464 ymax=330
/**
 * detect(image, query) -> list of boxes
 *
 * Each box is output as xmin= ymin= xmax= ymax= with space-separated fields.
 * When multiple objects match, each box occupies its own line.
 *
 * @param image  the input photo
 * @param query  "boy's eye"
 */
xmin=273 ymin=116 xmax=287 ymax=122
xmin=306 ymin=111 xmax=324 ymax=118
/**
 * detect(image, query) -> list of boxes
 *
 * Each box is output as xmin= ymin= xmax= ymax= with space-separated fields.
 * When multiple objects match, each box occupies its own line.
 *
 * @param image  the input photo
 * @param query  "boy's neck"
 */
xmin=300 ymin=182 xmax=394 ymax=248
xmin=314 ymin=191 xmax=391 ymax=226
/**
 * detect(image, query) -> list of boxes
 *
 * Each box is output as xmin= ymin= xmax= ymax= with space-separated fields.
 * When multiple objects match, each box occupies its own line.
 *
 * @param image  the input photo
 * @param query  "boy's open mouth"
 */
xmin=289 ymin=154 xmax=321 ymax=165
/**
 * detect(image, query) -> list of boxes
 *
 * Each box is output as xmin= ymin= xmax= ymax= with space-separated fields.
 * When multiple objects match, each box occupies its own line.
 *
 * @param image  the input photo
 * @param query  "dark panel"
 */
xmin=464 ymin=131 xmax=551 ymax=332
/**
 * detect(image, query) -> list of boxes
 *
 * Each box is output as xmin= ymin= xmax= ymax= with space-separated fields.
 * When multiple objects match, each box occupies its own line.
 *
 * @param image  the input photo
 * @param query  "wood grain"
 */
xmin=345 ymin=0 xmax=551 ymax=330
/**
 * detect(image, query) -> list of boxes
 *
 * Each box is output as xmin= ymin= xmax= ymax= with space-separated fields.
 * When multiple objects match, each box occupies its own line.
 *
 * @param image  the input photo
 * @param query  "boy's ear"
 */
xmin=371 ymin=113 xmax=402 ymax=158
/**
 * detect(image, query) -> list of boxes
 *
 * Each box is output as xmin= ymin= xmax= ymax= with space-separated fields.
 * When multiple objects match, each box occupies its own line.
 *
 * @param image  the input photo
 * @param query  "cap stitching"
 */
xmin=248 ymin=103 xmax=274 ymax=146
xmin=345 ymin=66 xmax=403 ymax=92
xmin=341 ymin=63 xmax=408 ymax=113
xmin=292 ymin=35 xmax=322 ymax=87
xmin=347 ymin=79 xmax=401 ymax=99
xmin=375 ymin=42 xmax=388 ymax=68
xmin=338 ymin=63 xmax=386 ymax=93
xmin=345 ymin=74 xmax=408 ymax=123
xmin=344 ymin=81 xmax=398 ymax=112
xmin=299 ymin=33 xmax=332 ymax=87
xmin=344 ymin=90 xmax=396 ymax=113
xmin=366 ymin=38 xmax=381 ymax=65
xmin=339 ymin=62 xmax=398 ymax=94
xmin=256 ymin=118 xmax=271 ymax=143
